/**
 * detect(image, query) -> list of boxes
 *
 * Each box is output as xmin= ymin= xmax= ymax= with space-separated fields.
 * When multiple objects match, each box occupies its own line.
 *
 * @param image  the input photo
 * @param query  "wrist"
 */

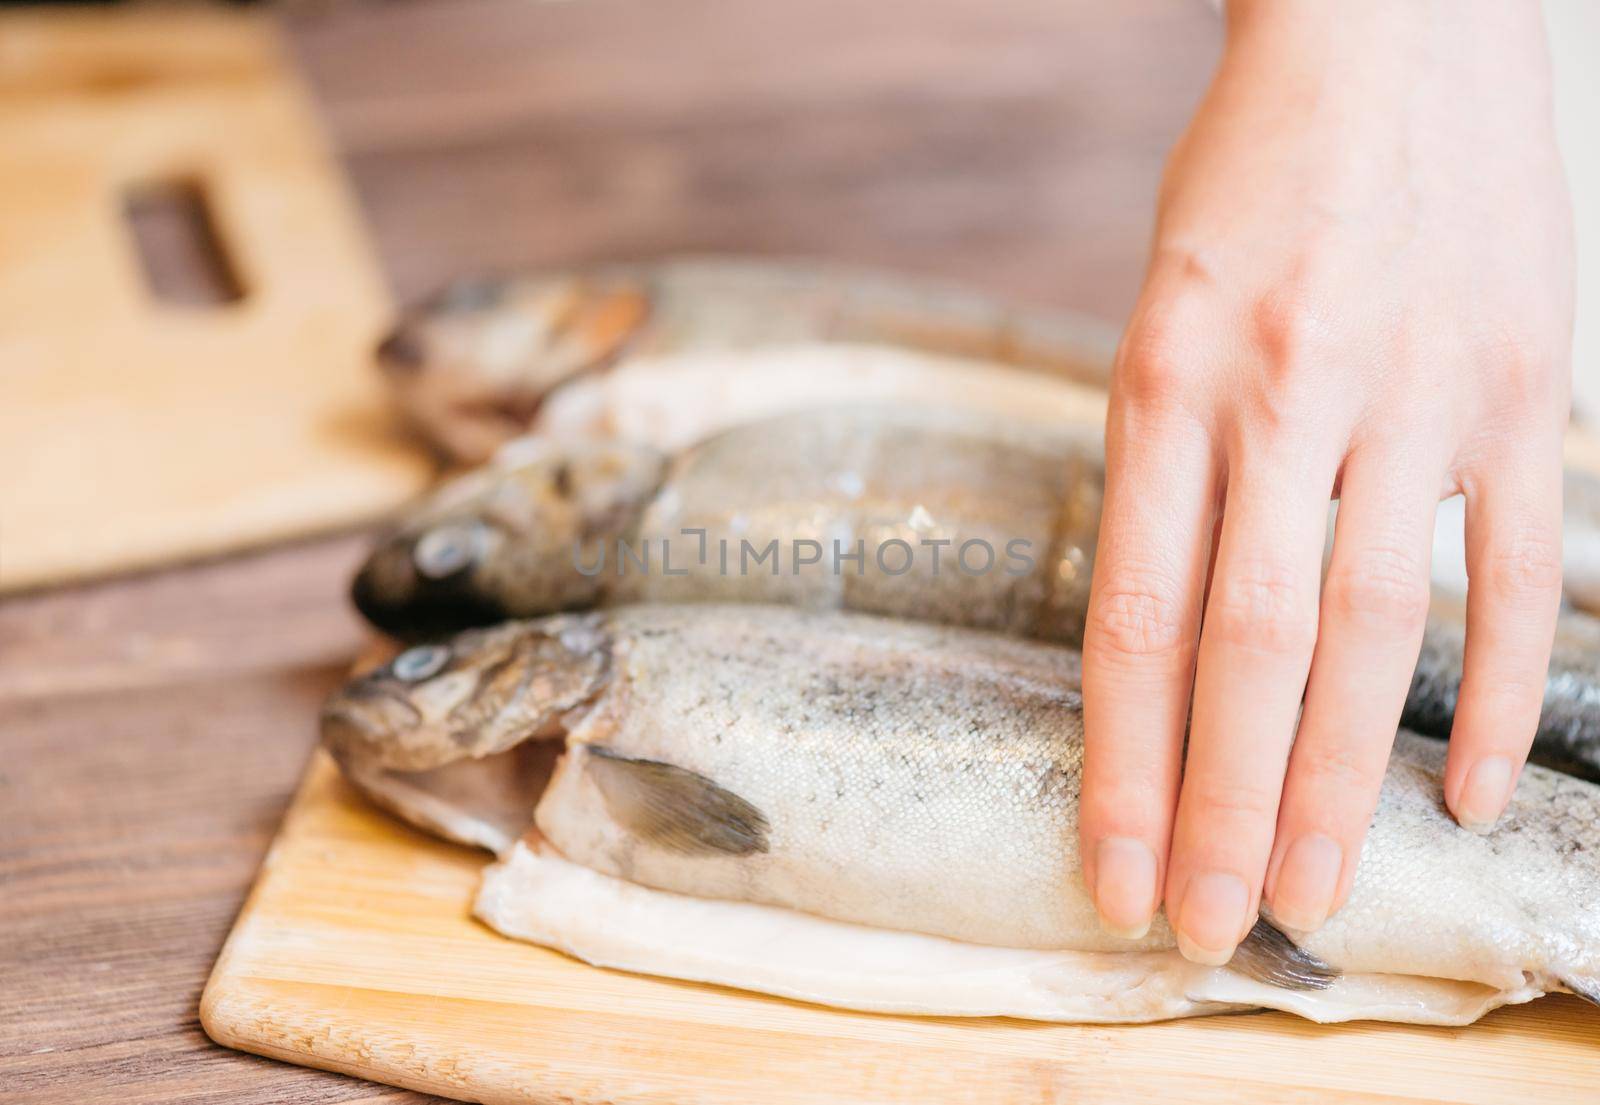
xmin=1222 ymin=0 xmax=1549 ymax=63
xmin=1215 ymin=0 xmax=1554 ymax=121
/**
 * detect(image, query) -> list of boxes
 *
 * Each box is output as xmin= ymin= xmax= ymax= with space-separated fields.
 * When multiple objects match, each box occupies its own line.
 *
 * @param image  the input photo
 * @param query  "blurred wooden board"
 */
xmin=203 ymin=753 xmax=1600 ymax=1105
xmin=0 ymin=10 xmax=429 ymax=593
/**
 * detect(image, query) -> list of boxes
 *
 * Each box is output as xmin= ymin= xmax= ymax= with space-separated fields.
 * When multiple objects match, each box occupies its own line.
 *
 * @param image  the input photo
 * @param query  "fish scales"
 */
xmin=354 ymin=406 xmax=1103 ymax=644
xmin=540 ymin=605 xmax=1104 ymax=950
xmin=613 ymin=407 xmax=1100 ymax=641
xmin=353 ymin=404 xmax=1600 ymax=783
xmin=322 ymin=604 xmax=1600 ymax=1024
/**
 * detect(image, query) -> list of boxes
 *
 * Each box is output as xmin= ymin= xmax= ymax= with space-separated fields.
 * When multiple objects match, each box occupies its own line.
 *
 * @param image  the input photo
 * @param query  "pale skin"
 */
xmin=1080 ymin=0 xmax=1574 ymax=963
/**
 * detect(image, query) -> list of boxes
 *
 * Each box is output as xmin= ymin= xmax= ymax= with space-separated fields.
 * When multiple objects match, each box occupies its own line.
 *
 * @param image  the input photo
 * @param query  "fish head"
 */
xmin=321 ymin=614 xmax=613 ymax=773
xmin=351 ymin=439 xmax=666 ymax=638
xmin=378 ymin=275 xmax=651 ymax=464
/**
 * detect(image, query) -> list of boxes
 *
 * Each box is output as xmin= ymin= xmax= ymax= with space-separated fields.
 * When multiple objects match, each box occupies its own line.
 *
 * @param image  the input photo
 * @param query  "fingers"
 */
xmin=1079 ymin=397 xmax=1216 ymax=940
xmin=1165 ymin=457 xmax=1333 ymax=964
xmin=1263 ymin=452 xmax=1438 ymax=933
xmin=1444 ymin=448 xmax=1564 ymax=831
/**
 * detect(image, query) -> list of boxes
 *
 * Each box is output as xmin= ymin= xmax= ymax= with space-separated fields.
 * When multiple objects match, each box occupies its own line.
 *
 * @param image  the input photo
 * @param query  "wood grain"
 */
xmin=0 ymin=538 xmax=439 ymax=1105
xmin=0 ymin=9 xmax=429 ymax=592
xmin=286 ymin=0 xmax=1216 ymax=323
xmin=4 ymin=0 xmax=1218 ymax=1101
xmin=202 ymin=754 xmax=1600 ymax=1105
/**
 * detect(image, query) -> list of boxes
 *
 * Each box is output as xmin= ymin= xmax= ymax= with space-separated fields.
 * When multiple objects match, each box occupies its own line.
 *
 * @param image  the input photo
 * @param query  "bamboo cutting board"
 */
xmin=0 ymin=11 xmax=430 ymax=593
xmin=203 ymin=752 xmax=1600 ymax=1105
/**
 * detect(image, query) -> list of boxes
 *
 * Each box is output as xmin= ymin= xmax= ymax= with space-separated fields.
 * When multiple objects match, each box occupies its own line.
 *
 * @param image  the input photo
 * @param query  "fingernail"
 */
xmin=1456 ymin=755 xmax=1514 ymax=833
xmin=1269 ymin=834 xmax=1342 ymax=932
xmin=1174 ymin=871 xmax=1250 ymax=966
xmin=1092 ymin=837 xmax=1157 ymax=939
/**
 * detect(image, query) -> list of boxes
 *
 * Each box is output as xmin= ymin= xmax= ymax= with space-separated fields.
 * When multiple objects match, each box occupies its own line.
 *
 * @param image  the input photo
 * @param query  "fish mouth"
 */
xmin=350 ymin=549 xmax=511 ymax=640
xmin=375 ymin=324 xmax=427 ymax=378
xmin=320 ymin=704 xmax=384 ymax=766
xmin=319 ymin=685 xmax=433 ymax=771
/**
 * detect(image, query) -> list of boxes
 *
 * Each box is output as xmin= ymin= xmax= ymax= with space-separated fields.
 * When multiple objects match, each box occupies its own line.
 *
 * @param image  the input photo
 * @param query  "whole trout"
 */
xmin=377 ymin=257 xmax=1117 ymax=463
xmin=321 ymin=604 xmax=1600 ymax=1025
xmin=351 ymin=404 xmax=1600 ymax=782
xmin=352 ymin=406 xmax=1104 ymax=644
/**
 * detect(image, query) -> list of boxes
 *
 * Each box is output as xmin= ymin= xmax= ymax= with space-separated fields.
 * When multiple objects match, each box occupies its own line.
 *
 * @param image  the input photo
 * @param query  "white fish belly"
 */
xmin=475 ymin=840 xmax=1542 ymax=1026
xmin=530 ymin=343 xmax=1108 ymax=451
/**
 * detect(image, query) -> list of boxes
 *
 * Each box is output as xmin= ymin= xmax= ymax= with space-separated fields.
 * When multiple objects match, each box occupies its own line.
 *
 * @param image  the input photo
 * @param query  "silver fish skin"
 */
xmin=352 ymin=405 xmax=1104 ymax=645
xmin=1405 ymin=595 xmax=1600 ymax=782
xmin=321 ymin=604 xmax=1600 ymax=1017
xmin=528 ymin=342 xmax=1110 ymax=455
xmin=351 ymin=403 xmax=1600 ymax=782
xmin=610 ymin=406 xmax=1103 ymax=644
xmin=376 ymin=257 xmax=1118 ymax=464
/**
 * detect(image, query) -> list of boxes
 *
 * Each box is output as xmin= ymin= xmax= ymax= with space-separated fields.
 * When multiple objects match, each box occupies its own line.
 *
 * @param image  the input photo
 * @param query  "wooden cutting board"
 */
xmin=0 ymin=10 xmax=430 ymax=593
xmin=202 ymin=751 xmax=1600 ymax=1105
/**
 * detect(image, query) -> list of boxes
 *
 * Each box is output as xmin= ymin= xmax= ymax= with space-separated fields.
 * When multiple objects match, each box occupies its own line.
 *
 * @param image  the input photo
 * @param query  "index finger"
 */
xmin=1080 ymin=393 xmax=1216 ymax=939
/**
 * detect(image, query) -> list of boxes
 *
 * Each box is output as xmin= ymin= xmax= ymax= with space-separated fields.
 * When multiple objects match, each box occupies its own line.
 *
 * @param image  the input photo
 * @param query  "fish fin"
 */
xmin=1562 ymin=976 xmax=1600 ymax=1007
xmin=585 ymin=745 xmax=770 ymax=857
xmin=1229 ymin=919 xmax=1340 ymax=992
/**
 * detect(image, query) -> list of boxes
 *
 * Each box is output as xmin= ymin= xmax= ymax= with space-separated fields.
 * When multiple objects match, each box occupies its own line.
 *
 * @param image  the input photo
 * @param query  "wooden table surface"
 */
xmin=0 ymin=2 xmax=1218 ymax=1101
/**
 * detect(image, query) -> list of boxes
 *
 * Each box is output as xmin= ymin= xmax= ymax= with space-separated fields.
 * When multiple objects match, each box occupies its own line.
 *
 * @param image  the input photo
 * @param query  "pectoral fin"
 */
xmin=585 ymin=745 xmax=771 ymax=857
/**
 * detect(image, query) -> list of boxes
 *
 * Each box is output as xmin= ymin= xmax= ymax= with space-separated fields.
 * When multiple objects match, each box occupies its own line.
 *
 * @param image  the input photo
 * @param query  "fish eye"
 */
xmin=391 ymin=644 xmax=450 ymax=682
xmin=414 ymin=523 xmax=485 ymax=580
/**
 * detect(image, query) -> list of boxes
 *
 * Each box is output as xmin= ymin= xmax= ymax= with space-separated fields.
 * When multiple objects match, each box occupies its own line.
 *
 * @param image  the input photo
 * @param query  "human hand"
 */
xmin=1079 ymin=0 xmax=1574 ymax=963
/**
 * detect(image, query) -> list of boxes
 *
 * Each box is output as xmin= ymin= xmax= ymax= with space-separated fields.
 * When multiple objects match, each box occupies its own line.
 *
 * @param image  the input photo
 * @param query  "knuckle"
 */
xmin=1474 ymin=676 xmax=1547 ymax=718
xmin=1473 ymin=323 xmax=1565 ymax=416
xmin=1187 ymin=776 xmax=1281 ymax=827
xmin=1293 ymin=738 xmax=1385 ymax=799
xmin=1250 ymin=288 xmax=1327 ymax=380
xmin=1115 ymin=293 xmax=1208 ymax=410
xmin=1231 ymin=389 xmax=1316 ymax=447
xmin=1079 ymin=785 xmax=1168 ymax=838
xmin=1087 ymin=567 xmax=1192 ymax=666
xmin=1238 ymin=296 xmax=1333 ymax=438
xmin=1481 ymin=535 xmax=1563 ymax=601
xmin=1323 ymin=547 xmax=1429 ymax=632
xmin=1207 ymin=560 xmax=1318 ymax=656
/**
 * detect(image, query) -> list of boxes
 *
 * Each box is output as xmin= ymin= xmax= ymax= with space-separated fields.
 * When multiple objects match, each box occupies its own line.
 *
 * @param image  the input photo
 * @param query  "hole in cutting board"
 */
xmin=123 ymin=178 xmax=246 ymax=307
